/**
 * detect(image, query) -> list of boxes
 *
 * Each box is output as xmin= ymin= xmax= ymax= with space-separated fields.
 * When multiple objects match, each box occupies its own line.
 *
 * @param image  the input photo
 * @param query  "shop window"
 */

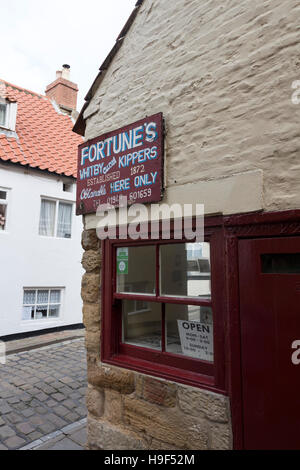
xmin=39 ymin=198 xmax=72 ymax=238
xmin=117 ymin=246 xmax=156 ymax=294
xmin=102 ymin=226 xmax=225 ymax=390
xmin=22 ymin=288 xmax=62 ymax=320
xmin=0 ymin=188 xmax=9 ymax=231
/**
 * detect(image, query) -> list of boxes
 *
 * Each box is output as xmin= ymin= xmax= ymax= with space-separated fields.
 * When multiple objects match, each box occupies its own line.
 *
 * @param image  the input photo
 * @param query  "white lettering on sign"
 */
xmin=177 ymin=319 xmax=213 ymax=362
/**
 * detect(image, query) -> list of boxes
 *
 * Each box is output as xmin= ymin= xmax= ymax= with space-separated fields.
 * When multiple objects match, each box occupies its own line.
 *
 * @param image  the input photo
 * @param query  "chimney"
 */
xmin=45 ymin=65 xmax=78 ymax=115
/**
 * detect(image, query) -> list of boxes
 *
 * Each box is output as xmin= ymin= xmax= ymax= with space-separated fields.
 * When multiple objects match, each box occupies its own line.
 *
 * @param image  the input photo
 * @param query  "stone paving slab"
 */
xmin=20 ymin=419 xmax=87 ymax=450
xmin=3 ymin=329 xmax=85 ymax=355
xmin=0 ymin=338 xmax=87 ymax=450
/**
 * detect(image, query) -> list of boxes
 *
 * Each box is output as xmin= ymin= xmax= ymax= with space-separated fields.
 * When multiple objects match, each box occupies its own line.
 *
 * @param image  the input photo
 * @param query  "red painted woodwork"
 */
xmin=100 ymin=209 xmax=300 ymax=449
xmin=239 ymin=237 xmax=300 ymax=449
xmin=101 ymin=224 xmax=226 ymax=392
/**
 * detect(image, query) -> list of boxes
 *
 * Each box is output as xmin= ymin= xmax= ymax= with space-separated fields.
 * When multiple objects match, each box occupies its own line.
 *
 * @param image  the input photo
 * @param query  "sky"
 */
xmin=0 ymin=0 xmax=136 ymax=110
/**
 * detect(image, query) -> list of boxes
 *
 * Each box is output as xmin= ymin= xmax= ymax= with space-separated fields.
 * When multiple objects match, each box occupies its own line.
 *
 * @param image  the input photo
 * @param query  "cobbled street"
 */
xmin=0 ymin=339 xmax=87 ymax=450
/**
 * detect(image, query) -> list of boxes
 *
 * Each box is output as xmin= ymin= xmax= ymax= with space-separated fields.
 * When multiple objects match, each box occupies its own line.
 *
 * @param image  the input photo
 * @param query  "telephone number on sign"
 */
xmin=105 ymin=189 xmax=151 ymax=206
xmin=128 ymin=188 xmax=152 ymax=202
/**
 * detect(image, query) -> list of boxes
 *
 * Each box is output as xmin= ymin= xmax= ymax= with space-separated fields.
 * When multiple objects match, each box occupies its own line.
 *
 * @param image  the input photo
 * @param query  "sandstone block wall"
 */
xmin=81 ymin=229 xmax=232 ymax=450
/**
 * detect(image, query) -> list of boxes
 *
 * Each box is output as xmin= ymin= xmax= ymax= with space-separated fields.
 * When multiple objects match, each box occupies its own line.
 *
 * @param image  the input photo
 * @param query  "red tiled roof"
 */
xmin=0 ymin=80 xmax=82 ymax=177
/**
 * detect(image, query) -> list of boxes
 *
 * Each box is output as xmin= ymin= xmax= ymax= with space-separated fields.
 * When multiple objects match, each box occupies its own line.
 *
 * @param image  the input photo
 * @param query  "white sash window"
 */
xmin=39 ymin=198 xmax=73 ymax=238
xmin=22 ymin=288 xmax=62 ymax=320
xmin=0 ymin=188 xmax=9 ymax=231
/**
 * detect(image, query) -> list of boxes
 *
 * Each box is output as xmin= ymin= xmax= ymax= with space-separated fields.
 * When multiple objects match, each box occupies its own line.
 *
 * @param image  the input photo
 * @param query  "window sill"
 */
xmin=103 ymin=353 xmax=226 ymax=394
xmin=21 ymin=318 xmax=62 ymax=324
xmin=38 ymin=235 xmax=72 ymax=240
xmin=0 ymin=127 xmax=18 ymax=139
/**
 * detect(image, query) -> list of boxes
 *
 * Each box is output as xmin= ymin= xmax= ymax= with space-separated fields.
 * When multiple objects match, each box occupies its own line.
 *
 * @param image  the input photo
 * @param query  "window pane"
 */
xmin=261 ymin=253 xmax=300 ymax=273
xmin=165 ymin=304 xmax=214 ymax=362
xmin=122 ymin=300 xmax=161 ymax=350
xmin=63 ymin=183 xmax=73 ymax=193
xmin=160 ymin=243 xmax=211 ymax=298
xmin=22 ymin=305 xmax=35 ymax=320
xmin=0 ymin=204 xmax=6 ymax=231
xmin=0 ymin=190 xmax=7 ymax=200
xmin=50 ymin=290 xmax=61 ymax=303
xmin=39 ymin=200 xmax=56 ymax=236
xmin=57 ymin=202 xmax=72 ymax=238
xmin=35 ymin=305 xmax=48 ymax=319
xmin=49 ymin=305 xmax=60 ymax=318
xmin=117 ymin=246 xmax=156 ymax=294
xmin=0 ymin=103 xmax=6 ymax=126
xmin=37 ymin=290 xmax=49 ymax=304
xmin=23 ymin=290 xmax=36 ymax=304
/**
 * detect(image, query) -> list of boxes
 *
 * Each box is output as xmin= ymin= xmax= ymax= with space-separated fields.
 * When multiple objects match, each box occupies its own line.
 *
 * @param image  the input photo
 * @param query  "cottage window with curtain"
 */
xmin=39 ymin=198 xmax=72 ymax=238
xmin=22 ymin=288 xmax=62 ymax=320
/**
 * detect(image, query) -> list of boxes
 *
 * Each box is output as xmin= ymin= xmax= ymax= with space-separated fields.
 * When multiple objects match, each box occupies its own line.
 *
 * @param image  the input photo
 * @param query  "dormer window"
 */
xmin=0 ymin=103 xmax=6 ymax=126
xmin=0 ymin=99 xmax=17 ymax=131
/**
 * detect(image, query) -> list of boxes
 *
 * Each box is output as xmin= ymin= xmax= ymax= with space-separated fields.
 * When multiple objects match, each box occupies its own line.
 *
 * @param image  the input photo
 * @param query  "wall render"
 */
xmin=84 ymin=0 xmax=300 ymax=225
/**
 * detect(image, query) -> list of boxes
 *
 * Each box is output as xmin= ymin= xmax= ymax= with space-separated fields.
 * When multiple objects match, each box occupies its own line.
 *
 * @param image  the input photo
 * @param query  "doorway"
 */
xmin=239 ymin=237 xmax=300 ymax=449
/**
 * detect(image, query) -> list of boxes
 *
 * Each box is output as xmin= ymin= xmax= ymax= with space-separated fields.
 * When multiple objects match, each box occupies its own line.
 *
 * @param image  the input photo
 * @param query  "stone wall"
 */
xmin=83 ymin=0 xmax=300 ymax=232
xmin=78 ymin=0 xmax=300 ymax=450
xmin=81 ymin=228 xmax=232 ymax=450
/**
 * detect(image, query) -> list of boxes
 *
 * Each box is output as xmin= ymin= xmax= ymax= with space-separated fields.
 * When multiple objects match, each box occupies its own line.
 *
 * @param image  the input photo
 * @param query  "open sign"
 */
xmin=178 ymin=320 xmax=213 ymax=362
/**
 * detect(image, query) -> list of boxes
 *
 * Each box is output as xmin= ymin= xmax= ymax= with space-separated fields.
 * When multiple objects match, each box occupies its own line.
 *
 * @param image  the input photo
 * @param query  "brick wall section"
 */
xmin=84 ymin=0 xmax=300 ymax=213
xmin=81 ymin=229 xmax=232 ymax=450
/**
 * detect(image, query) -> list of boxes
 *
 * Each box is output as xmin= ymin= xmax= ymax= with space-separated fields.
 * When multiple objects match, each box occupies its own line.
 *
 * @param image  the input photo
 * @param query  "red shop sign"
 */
xmin=76 ymin=113 xmax=164 ymax=215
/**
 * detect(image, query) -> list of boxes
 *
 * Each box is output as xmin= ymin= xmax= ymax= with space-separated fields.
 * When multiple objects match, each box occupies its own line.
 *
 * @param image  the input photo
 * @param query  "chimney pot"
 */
xmin=61 ymin=64 xmax=70 ymax=80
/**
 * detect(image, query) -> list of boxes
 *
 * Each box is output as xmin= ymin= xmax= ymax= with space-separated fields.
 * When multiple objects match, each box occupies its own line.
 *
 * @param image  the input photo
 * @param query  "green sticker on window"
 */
xmin=117 ymin=248 xmax=128 ymax=274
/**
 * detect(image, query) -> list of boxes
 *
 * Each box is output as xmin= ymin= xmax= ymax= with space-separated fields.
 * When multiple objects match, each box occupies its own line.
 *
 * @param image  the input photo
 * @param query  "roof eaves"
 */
xmin=0 ymin=159 xmax=77 ymax=180
xmin=73 ymin=0 xmax=145 ymax=136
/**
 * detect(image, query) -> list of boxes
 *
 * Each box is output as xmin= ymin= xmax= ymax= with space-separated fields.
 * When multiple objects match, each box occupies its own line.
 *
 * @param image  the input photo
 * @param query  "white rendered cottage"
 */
xmin=0 ymin=67 xmax=83 ymax=337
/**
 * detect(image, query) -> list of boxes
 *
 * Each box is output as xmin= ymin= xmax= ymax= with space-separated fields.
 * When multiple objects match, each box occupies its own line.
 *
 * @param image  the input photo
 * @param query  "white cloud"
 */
xmin=0 ymin=0 xmax=136 ymax=109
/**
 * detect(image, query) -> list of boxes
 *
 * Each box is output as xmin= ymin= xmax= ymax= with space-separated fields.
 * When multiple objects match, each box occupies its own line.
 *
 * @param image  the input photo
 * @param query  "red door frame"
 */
xmin=224 ymin=209 xmax=300 ymax=450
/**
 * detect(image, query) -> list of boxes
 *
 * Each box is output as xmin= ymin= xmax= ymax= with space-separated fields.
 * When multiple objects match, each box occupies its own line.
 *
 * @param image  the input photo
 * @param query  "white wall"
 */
xmin=0 ymin=163 xmax=83 ymax=337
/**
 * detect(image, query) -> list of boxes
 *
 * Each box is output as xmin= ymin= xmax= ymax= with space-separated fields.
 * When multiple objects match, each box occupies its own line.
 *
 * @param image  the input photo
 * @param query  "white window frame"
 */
xmin=22 ymin=288 xmax=64 ymax=321
xmin=0 ymin=99 xmax=17 ymax=131
xmin=0 ymin=187 xmax=10 ymax=232
xmin=39 ymin=197 xmax=73 ymax=239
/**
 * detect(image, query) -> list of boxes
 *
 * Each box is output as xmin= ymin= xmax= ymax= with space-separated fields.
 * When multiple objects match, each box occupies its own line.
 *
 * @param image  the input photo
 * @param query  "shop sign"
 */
xmin=177 ymin=320 xmax=213 ymax=361
xmin=76 ymin=113 xmax=164 ymax=215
